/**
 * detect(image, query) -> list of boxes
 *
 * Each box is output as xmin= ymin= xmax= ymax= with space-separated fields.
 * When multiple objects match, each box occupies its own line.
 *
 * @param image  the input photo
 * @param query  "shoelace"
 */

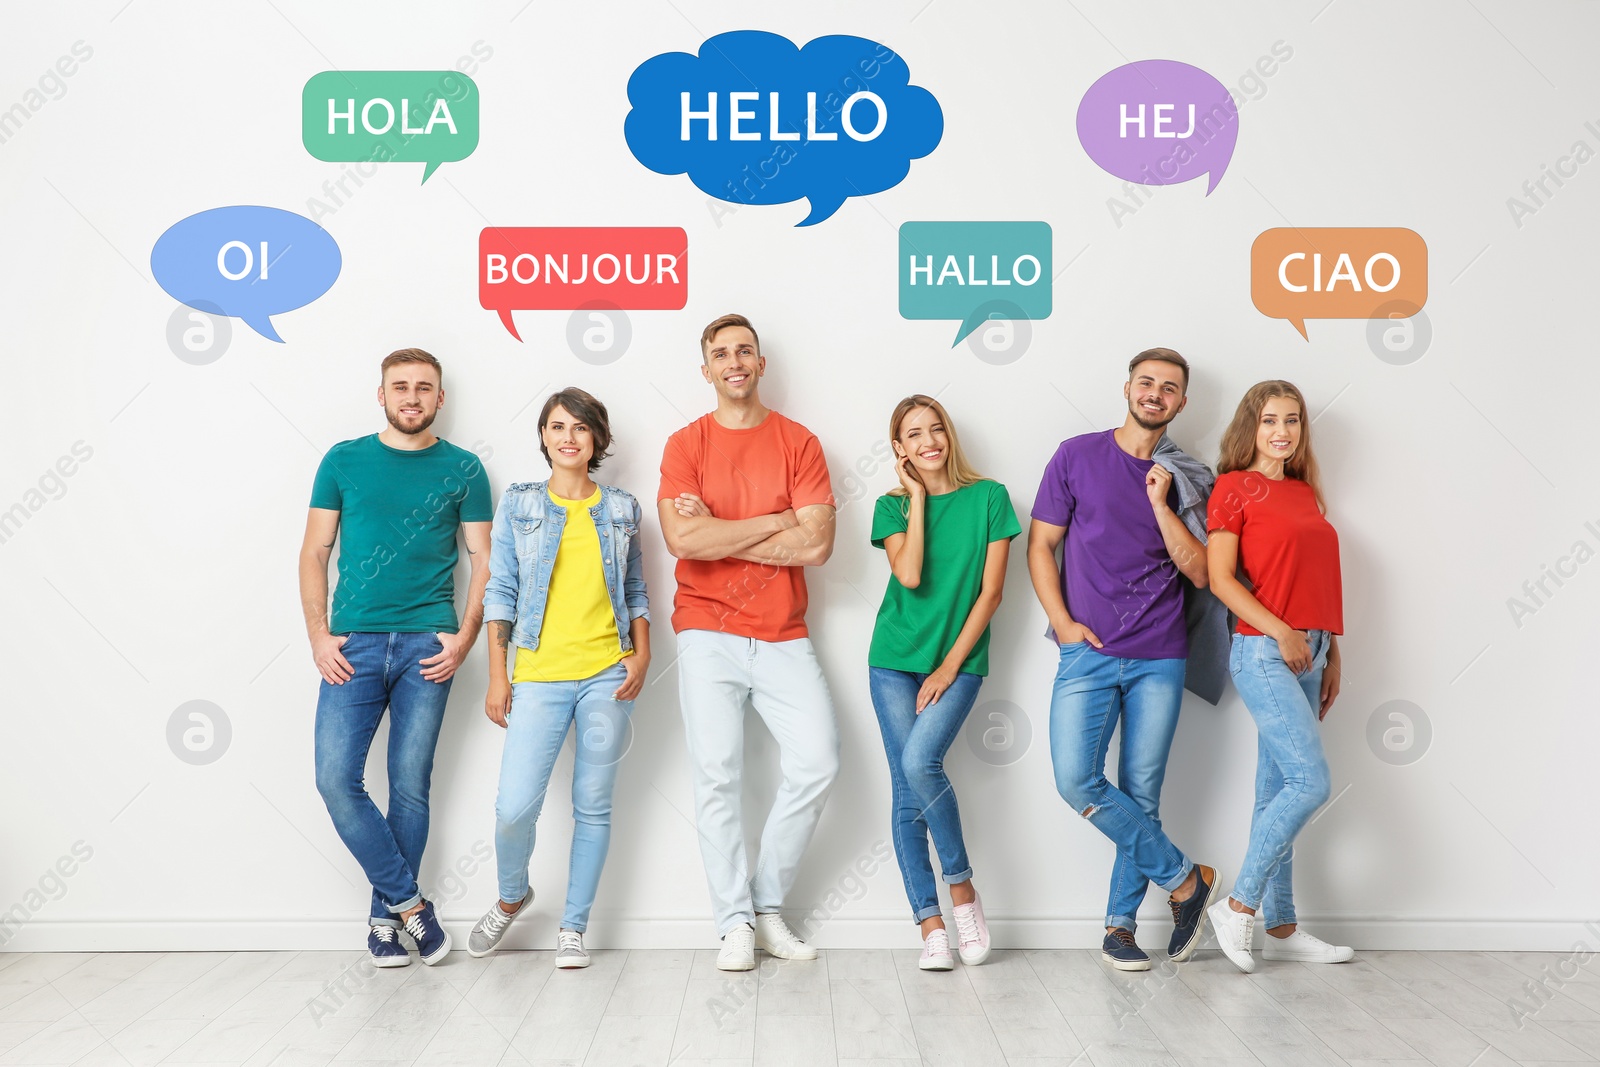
xmin=557 ymin=930 xmax=584 ymax=954
xmin=404 ymin=910 xmax=429 ymax=941
xmin=1168 ymin=897 xmax=1184 ymax=926
xmin=1108 ymin=927 xmax=1138 ymax=949
xmin=480 ymin=905 xmax=514 ymax=938
xmin=371 ymin=925 xmax=397 ymax=944
xmin=953 ymin=905 xmax=981 ymax=947
xmin=761 ymin=916 xmax=800 ymax=947
xmin=1233 ymin=913 xmax=1256 ymax=949
xmin=923 ymin=928 xmax=951 ymax=954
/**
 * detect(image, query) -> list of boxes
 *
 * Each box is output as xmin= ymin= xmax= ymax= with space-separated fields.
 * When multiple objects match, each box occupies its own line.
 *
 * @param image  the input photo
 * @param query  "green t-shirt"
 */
xmin=309 ymin=434 xmax=493 ymax=635
xmin=868 ymin=479 xmax=1021 ymax=676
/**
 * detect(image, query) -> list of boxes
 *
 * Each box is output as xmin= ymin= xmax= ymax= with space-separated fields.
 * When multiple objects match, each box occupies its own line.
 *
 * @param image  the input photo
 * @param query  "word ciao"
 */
xmin=1250 ymin=227 xmax=1427 ymax=339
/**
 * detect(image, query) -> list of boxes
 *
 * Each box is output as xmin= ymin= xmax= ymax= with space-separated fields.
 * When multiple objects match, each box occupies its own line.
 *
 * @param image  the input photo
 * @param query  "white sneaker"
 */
xmin=1207 ymin=900 xmax=1256 ymax=974
xmin=555 ymin=928 xmax=591 ymax=968
xmin=919 ymin=927 xmax=955 ymax=971
xmin=1261 ymin=928 xmax=1354 ymax=963
xmin=754 ymin=913 xmax=817 ymax=960
xmin=717 ymin=922 xmax=756 ymax=971
xmin=951 ymin=893 xmax=991 ymax=966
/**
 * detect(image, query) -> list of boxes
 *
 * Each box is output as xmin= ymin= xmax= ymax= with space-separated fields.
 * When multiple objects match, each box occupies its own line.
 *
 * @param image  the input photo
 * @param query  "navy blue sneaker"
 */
xmin=368 ymin=924 xmax=410 ymax=967
xmin=1167 ymin=864 xmax=1221 ymax=962
xmin=402 ymin=901 xmax=451 ymax=966
xmin=1101 ymin=927 xmax=1151 ymax=971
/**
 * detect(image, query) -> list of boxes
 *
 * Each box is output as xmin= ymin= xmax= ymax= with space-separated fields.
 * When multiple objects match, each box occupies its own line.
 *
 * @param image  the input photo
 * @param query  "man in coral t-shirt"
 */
xmin=658 ymin=313 xmax=840 ymax=971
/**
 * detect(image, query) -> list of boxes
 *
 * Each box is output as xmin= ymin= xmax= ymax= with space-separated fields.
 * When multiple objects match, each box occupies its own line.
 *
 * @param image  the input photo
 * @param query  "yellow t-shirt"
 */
xmin=512 ymin=487 xmax=629 ymax=683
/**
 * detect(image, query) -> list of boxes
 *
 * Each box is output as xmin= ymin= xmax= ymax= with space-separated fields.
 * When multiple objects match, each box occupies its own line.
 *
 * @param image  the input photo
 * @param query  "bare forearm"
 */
xmin=1155 ymin=507 xmax=1208 ymax=585
xmin=629 ymin=616 xmax=650 ymax=659
xmin=891 ymin=498 xmax=926 ymax=585
xmin=733 ymin=515 xmax=835 ymax=567
xmin=940 ymin=590 xmax=1002 ymax=673
xmin=1027 ymin=541 xmax=1074 ymax=630
xmin=487 ymin=620 xmax=512 ymax=682
xmin=457 ymin=561 xmax=489 ymax=645
xmin=298 ymin=552 xmax=332 ymax=637
xmin=672 ymin=512 xmax=788 ymax=560
xmin=1209 ymin=571 xmax=1289 ymax=639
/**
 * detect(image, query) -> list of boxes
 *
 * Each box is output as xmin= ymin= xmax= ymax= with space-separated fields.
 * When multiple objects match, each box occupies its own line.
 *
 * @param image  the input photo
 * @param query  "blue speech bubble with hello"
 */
xmin=624 ymin=31 xmax=944 ymax=226
xmin=151 ymin=206 xmax=342 ymax=342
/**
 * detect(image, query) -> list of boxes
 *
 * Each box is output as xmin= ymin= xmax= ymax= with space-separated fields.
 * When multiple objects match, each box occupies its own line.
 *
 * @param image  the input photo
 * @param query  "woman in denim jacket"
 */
xmin=469 ymin=388 xmax=650 ymax=967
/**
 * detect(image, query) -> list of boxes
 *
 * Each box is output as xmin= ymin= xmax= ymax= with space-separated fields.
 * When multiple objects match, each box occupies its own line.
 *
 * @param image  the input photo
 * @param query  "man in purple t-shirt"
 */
xmin=1026 ymin=348 xmax=1221 ymax=972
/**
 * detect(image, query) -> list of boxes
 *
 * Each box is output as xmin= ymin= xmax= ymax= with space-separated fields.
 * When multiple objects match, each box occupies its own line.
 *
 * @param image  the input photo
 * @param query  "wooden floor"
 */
xmin=0 ymin=946 xmax=1595 ymax=1066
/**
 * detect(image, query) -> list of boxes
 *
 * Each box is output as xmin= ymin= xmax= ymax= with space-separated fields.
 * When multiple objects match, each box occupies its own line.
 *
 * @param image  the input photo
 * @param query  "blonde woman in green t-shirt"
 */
xmin=869 ymin=394 xmax=1021 ymax=970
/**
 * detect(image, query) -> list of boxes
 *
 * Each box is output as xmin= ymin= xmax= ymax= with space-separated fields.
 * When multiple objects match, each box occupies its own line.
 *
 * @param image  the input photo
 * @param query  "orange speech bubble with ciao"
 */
xmin=1250 ymin=227 xmax=1427 ymax=340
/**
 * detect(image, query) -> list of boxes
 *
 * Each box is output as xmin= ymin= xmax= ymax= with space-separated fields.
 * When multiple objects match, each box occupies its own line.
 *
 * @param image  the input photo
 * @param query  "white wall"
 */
xmin=4 ymin=0 xmax=1597 ymax=953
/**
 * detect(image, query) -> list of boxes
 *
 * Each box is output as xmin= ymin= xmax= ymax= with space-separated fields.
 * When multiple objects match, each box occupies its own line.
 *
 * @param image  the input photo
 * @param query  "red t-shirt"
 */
xmin=657 ymin=411 xmax=835 ymax=641
xmin=1206 ymin=471 xmax=1343 ymax=636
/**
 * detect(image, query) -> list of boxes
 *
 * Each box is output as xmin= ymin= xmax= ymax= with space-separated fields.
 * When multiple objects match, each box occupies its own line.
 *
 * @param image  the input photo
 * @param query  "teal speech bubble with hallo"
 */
xmin=899 ymin=221 xmax=1052 ymax=345
xmin=302 ymin=70 xmax=479 ymax=183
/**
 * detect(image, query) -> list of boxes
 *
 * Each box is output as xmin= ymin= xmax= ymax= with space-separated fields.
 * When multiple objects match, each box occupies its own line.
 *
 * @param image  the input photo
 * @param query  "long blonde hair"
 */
xmin=886 ymin=395 xmax=987 ymax=498
xmin=1216 ymin=380 xmax=1326 ymax=512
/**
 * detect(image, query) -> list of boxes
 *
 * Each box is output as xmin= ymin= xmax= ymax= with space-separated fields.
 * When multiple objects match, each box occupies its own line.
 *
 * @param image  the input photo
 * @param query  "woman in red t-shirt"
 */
xmin=1201 ymin=380 xmax=1353 ymax=973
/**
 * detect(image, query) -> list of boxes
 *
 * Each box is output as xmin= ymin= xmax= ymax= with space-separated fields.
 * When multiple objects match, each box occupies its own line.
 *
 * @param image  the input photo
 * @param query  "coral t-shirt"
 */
xmin=1206 ymin=470 xmax=1343 ymax=636
xmin=657 ymin=411 xmax=835 ymax=641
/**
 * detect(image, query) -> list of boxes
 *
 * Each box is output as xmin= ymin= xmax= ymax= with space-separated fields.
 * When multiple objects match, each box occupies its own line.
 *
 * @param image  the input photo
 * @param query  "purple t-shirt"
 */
xmin=1031 ymin=429 xmax=1186 ymax=660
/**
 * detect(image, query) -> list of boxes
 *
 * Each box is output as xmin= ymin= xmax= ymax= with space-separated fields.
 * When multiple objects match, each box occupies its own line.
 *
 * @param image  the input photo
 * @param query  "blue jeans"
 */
xmin=495 ymin=662 xmax=633 ymax=932
xmin=1049 ymin=643 xmax=1192 ymax=932
xmin=314 ymin=631 xmax=453 ymax=927
xmin=868 ymin=667 xmax=982 ymax=923
xmin=1229 ymin=630 xmax=1333 ymax=929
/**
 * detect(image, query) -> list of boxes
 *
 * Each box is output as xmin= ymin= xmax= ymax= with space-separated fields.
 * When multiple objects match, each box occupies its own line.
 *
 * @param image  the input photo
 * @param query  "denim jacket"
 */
xmin=482 ymin=480 xmax=649 ymax=653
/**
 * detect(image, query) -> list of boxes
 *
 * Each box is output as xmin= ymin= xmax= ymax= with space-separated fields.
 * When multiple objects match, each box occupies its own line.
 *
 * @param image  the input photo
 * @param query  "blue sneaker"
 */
xmin=1101 ymin=927 xmax=1150 ymax=971
xmin=1167 ymin=864 xmax=1221 ymax=962
xmin=402 ymin=901 xmax=451 ymax=966
xmin=368 ymin=924 xmax=410 ymax=967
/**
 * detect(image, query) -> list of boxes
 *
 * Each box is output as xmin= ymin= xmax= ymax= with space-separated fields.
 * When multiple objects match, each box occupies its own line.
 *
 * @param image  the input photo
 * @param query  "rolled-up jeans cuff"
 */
xmin=387 ymin=893 xmax=423 ymax=917
xmin=940 ymin=866 xmax=973 ymax=886
xmin=1107 ymin=913 xmax=1139 ymax=933
xmin=913 ymin=904 xmax=944 ymax=923
xmin=1157 ymin=858 xmax=1194 ymax=895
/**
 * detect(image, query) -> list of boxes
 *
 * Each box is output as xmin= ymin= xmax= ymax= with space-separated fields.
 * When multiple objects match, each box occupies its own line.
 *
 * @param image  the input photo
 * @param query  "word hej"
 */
xmin=899 ymin=222 xmax=1053 ymax=345
xmin=624 ymin=30 xmax=943 ymax=226
xmin=1077 ymin=60 xmax=1238 ymax=194
xmin=480 ymin=227 xmax=687 ymax=341
xmin=302 ymin=70 xmax=480 ymax=183
xmin=151 ymin=207 xmax=342 ymax=342
xmin=1250 ymin=227 xmax=1427 ymax=340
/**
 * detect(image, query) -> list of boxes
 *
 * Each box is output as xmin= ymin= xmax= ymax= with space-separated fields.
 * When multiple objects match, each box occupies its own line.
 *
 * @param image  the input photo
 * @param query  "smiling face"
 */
xmin=1253 ymin=394 xmax=1303 ymax=467
xmin=540 ymin=404 xmax=594 ymax=474
xmin=380 ymin=361 xmax=441 ymax=435
xmin=1124 ymin=358 xmax=1187 ymax=431
xmin=893 ymin=404 xmax=950 ymax=477
xmin=701 ymin=325 xmax=764 ymax=402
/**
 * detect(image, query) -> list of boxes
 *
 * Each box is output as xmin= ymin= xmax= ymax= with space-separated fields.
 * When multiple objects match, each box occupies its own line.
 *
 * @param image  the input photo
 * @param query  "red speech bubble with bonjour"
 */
xmin=479 ymin=226 xmax=688 ymax=340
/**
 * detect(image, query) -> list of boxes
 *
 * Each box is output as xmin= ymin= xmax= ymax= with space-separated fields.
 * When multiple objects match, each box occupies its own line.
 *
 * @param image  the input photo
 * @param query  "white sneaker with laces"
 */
xmin=1207 ymin=900 xmax=1257 ymax=974
xmin=555 ymin=928 xmax=591 ymax=968
xmin=1261 ymin=928 xmax=1354 ymax=963
xmin=717 ymin=922 xmax=756 ymax=971
xmin=951 ymin=893 xmax=991 ymax=966
xmin=754 ymin=913 xmax=817 ymax=960
xmin=919 ymin=927 xmax=955 ymax=971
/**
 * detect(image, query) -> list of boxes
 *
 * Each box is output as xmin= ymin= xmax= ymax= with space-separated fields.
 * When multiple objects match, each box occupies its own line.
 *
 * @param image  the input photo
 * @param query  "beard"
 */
xmin=1128 ymin=401 xmax=1177 ymax=432
xmin=385 ymin=405 xmax=438 ymax=436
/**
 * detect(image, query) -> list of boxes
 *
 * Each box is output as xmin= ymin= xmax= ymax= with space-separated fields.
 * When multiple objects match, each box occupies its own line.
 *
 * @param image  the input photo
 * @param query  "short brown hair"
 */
xmin=538 ymin=387 xmax=612 ymax=472
xmin=1128 ymin=347 xmax=1189 ymax=392
xmin=700 ymin=313 xmax=760 ymax=359
xmin=380 ymin=347 xmax=442 ymax=381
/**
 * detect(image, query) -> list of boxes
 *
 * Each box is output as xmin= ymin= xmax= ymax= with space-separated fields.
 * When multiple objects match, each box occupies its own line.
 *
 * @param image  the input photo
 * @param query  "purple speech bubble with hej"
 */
xmin=1076 ymin=60 xmax=1238 ymax=194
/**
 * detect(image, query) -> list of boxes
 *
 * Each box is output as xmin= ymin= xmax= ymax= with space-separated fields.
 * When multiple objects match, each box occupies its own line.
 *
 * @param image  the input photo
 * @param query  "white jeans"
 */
xmin=676 ymin=629 xmax=840 ymax=936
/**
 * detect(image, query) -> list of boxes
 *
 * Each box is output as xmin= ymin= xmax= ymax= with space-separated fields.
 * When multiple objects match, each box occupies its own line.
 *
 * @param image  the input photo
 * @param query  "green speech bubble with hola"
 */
xmin=899 ymin=221 xmax=1053 ymax=345
xmin=301 ymin=70 xmax=480 ymax=183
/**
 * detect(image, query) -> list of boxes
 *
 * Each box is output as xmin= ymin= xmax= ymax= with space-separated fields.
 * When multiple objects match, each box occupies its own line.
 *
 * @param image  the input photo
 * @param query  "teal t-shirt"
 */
xmin=868 ymin=479 xmax=1021 ymax=675
xmin=309 ymin=434 xmax=493 ymax=635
